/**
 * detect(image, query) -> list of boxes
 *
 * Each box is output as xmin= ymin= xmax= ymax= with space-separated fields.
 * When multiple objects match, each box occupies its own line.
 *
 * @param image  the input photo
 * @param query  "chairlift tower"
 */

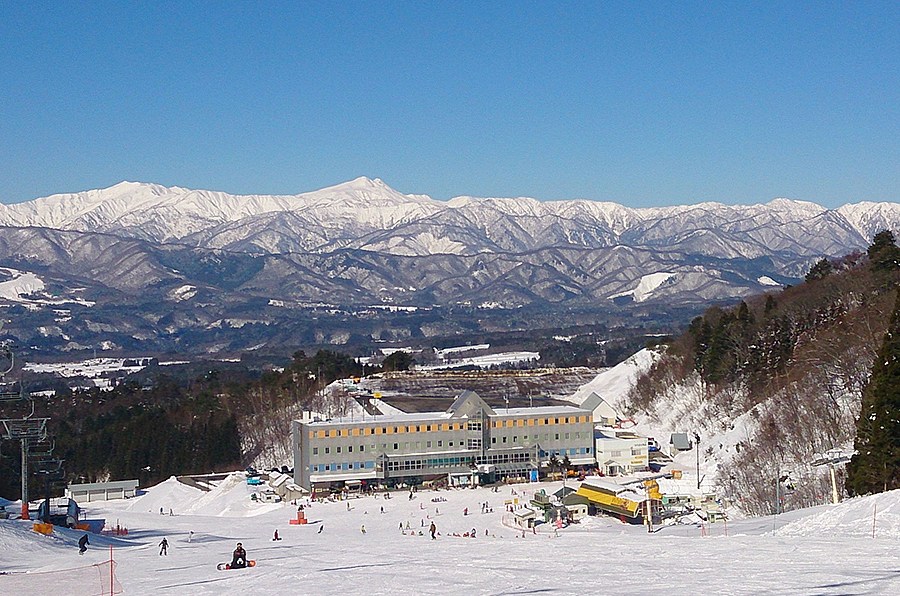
xmin=0 ymin=342 xmax=50 ymax=520
xmin=1 ymin=416 xmax=49 ymax=519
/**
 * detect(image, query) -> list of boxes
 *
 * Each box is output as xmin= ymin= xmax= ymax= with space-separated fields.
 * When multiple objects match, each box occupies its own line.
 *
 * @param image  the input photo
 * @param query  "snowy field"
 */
xmin=2 ymin=475 xmax=900 ymax=595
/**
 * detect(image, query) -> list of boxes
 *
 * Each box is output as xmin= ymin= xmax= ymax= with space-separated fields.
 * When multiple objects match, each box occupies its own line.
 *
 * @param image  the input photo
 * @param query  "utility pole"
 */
xmin=694 ymin=432 xmax=701 ymax=491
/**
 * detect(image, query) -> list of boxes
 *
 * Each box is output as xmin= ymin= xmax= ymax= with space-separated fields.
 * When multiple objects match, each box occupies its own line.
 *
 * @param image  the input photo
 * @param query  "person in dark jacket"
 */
xmin=78 ymin=534 xmax=89 ymax=554
xmin=231 ymin=542 xmax=247 ymax=568
xmin=159 ymin=537 xmax=168 ymax=555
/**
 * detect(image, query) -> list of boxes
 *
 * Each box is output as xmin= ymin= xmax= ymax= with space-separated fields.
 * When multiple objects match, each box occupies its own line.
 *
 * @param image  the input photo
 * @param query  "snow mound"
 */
xmin=776 ymin=489 xmax=900 ymax=539
xmin=126 ymin=474 xmax=283 ymax=518
xmin=566 ymin=348 xmax=661 ymax=410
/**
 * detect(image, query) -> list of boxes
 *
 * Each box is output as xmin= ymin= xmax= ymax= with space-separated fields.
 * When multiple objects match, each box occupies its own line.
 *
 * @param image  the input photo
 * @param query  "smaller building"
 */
xmin=512 ymin=505 xmax=538 ymax=528
xmin=669 ymin=432 xmax=693 ymax=452
xmin=66 ymin=480 xmax=139 ymax=502
xmin=594 ymin=428 xmax=649 ymax=475
xmin=580 ymin=392 xmax=620 ymax=426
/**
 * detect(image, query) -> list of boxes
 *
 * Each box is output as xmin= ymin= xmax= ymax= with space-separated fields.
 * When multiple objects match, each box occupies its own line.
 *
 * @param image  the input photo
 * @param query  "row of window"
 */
xmin=312 ymin=439 xmax=469 ymax=457
xmin=308 ymin=416 xmax=589 ymax=439
xmin=311 ymin=461 xmax=376 ymax=473
xmin=310 ymin=447 xmax=591 ymax=475
xmin=386 ymin=456 xmax=471 ymax=471
xmin=601 ymin=447 xmax=646 ymax=458
xmin=310 ymin=434 xmax=593 ymax=458
xmin=477 ymin=452 xmax=532 ymax=465
xmin=538 ymin=447 xmax=591 ymax=458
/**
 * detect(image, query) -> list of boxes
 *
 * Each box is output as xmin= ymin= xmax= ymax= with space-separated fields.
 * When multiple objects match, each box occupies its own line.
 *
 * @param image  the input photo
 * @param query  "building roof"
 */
xmin=447 ymin=390 xmax=495 ymax=418
xmin=296 ymin=392 xmax=589 ymax=427
xmin=301 ymin=411 xmax=453 ymax=427
xmin=670 ymin=433 xmax=693 ymax=450
xmin=497 ymin=405 xmax=590 ymax=417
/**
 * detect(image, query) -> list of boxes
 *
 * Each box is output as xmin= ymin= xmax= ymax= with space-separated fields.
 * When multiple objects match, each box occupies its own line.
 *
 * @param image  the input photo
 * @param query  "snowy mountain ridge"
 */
xmin=1 ymin=179 xmax=896 ymax=256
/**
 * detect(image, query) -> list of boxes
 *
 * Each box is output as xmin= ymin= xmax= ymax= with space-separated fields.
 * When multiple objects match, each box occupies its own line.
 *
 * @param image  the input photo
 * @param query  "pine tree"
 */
xmin=805 ymin=258 xmax=834 ymax=283
xmin=846 ymin=289 xmax=900 ymax=495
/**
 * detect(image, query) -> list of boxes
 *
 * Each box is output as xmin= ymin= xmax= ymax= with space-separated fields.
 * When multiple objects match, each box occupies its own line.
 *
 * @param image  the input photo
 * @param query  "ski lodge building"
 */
xmin=292 ymin=391 xmax=594 ymax=491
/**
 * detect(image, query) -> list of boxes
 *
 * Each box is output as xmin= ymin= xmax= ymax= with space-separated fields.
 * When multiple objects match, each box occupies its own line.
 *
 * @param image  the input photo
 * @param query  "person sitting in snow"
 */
xmin=230 ymin=542 xmax=247 ymax=568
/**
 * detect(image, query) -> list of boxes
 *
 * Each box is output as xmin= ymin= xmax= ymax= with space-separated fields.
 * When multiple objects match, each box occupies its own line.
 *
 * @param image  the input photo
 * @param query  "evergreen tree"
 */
xmin=867 ymin=230 xmax=900 ymax=280
xmin=847 ymin=290 xmax=900 ymax=495
xmin=382 ymin=350 xmax=414 ymax=372
xmin=805 ymin=258 xmax=834 ymax=283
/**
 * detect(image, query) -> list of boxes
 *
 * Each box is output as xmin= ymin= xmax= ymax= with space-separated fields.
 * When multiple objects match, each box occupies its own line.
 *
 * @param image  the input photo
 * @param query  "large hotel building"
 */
xmin=292 ymin=391 xmax=594 ymax=490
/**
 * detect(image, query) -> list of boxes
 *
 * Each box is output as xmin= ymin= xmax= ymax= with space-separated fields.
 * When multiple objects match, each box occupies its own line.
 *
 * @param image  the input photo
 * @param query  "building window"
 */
xmin=393 ymin=443 xmax=399 ymax=450
xmin=312 ymin=447 xmax=318 ymax=455
xmin=348 ymin=445 xmax=353 ymax=452
xmin=438 ymin=440 xmax=443 ymax=447
xmin=502 ymin=437 xmax=507 ymax=443
xmin=467 ymin=420 xmax=482 ymax=431
xmin=360 ymin=445 xmax=365 ymax=452
xmin=427 ymin=441 xmax=432 ymax=448
xmin=337 ymin=446 xmax=342 ymax=453
xmin=325 ymin=447 xmax=330 ymax=454
xmin=468 ymin=438 xmax=482 ymax=449
xmin=491 ymin=437 xmax=496 ymax=444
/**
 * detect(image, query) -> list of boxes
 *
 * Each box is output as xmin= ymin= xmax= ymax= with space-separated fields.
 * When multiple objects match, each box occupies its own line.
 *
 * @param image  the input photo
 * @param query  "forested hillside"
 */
xmin=626 ymin=231 xmax=900 ymax=514
xmin=0 ymin=350 xmax=382 ymax=500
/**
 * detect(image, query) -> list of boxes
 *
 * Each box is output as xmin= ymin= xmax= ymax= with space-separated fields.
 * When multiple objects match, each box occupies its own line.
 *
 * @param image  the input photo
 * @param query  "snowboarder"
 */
xmin=317 ymin=525 xmax=323 ymax=534
xmin=188 ymin=531 xmax=193 ymax=543
xmin=273 ymin=529 xmax=280 ymax=541
xmin=360 ymin=525 xmax=366 ymax=534
xmin=159 ymin=537 xmax=168 ymax=556
xmin=231 ymin=542 xmax=247 ymax=569
xmin=464 ymin=507 xmax=468 ymax=516
xmin=429 ymin=521 xmax=436 ymax=540
xmin=78 ymin=534 xmax=89 ymax=554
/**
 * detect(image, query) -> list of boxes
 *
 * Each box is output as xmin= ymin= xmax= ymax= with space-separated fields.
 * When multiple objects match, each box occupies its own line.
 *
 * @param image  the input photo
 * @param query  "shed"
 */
xmin=512 ymin=506 xmax=537 ymax=528
xmin=66 ymin=480 xmax=139 ymax=502
xmin=669 ymin=433 xmax=693 ymax=452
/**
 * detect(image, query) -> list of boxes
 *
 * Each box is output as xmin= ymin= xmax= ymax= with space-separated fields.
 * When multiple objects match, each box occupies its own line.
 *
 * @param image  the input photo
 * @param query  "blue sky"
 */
xmin=1 ymin=1 xmax=897 ymax=207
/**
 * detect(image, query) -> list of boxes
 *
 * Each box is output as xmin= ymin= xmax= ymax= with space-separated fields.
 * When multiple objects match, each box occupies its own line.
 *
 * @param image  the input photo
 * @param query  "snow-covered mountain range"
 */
xmin=2 ymin=177 xmax=896 ymax=260
xmin=0 ymin=178 xmax=896 ymax=355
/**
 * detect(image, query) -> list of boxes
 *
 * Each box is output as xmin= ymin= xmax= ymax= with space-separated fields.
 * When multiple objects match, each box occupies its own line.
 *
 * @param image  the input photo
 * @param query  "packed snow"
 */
xmin=608 ymin=273 xmax=675 ymax=302
xmin=0 ymin=268 xmax=45 ymax=301
xmin=2 ymin=474 xmax=900 ymax=595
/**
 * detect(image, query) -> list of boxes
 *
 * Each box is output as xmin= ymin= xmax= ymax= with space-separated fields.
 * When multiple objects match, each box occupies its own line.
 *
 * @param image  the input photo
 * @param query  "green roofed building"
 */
xmin=292 ymin=391 xmax=594 ymax=491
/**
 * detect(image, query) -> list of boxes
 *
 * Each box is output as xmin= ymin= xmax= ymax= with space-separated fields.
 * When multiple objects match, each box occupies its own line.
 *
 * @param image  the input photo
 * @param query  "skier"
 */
xmin=78 ymin=534 xmax=89 ymax=555
xmin=360 ymin=525 xmax=366 ymax=534
xmin=429 ymin=521 xmax=436 ymax=540
xmin=317 ymin=525 xmax=323 ymax=534
xmin=273 ymin=529 xmax=280 ymax=541
xmin=188 ymin=531 xmax=193 ymax=543
xmin=159 ymin=537 xmax=168 ymax=556
xmin=230 ymin=542 xmax=247 ymax=569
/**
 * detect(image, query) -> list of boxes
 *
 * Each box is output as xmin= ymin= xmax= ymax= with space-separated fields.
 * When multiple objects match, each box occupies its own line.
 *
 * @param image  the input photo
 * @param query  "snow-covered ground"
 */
xmin=2 ymin=474 xmax=900 ymax=595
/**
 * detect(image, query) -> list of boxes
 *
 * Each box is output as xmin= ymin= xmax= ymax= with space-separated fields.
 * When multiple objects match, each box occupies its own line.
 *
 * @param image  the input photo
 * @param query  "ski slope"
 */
xmin=2 ymin=474 xmax=900 ymax=595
